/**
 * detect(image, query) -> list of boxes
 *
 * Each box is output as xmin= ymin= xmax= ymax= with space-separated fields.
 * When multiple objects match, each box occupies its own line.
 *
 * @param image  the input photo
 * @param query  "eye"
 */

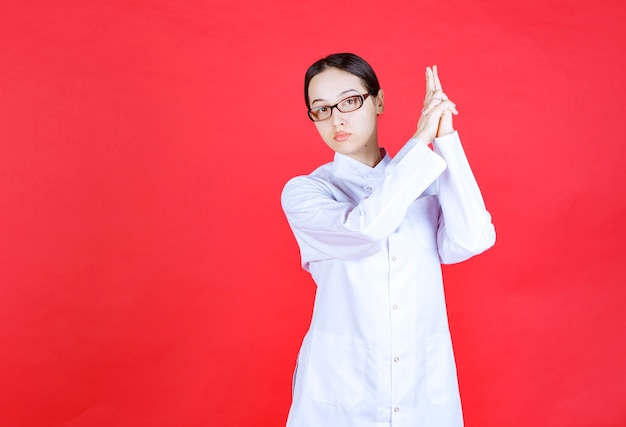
xmin=339 ymin=96 xmax=360 ymax=109
xmin=311 ymin=106 xmax=328 ymax=114
xmin=341 ymin=97 xmax=354 ymax=107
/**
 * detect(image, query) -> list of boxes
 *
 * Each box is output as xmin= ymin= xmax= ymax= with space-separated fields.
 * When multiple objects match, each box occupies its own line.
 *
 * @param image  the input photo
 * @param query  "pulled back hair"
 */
xmin=304 ymin=53 xmax=381 ymax=107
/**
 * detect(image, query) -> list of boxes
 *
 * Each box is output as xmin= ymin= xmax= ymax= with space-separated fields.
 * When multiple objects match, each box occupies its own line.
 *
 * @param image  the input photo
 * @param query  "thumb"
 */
xmin=437 ymin=109 xmax=454 ymax=137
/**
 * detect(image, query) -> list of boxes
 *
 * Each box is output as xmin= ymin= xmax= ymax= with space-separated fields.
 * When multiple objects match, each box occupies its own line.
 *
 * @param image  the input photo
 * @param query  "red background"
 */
xmin=1 ymin=1 xmax=625 ymax=426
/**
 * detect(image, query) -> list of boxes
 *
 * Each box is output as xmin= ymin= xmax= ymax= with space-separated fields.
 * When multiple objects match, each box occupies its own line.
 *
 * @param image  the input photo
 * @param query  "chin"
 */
xmin=327 ymin=139 xmax=363 ymax=154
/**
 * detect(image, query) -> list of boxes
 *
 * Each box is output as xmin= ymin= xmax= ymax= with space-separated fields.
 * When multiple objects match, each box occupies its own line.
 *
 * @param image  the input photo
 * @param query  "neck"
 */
xmin=341 ymin=134 xmax=382 ymax=167
xmin=361 ymin=131 xmax=382 ymax=167
xmin=361 ymin=146 xmax=383 ymax=168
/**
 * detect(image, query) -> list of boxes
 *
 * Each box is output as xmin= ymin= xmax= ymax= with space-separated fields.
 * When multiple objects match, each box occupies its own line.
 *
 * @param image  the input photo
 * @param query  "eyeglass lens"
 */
xmin=308 ymin=94 xmax=366 ymax=121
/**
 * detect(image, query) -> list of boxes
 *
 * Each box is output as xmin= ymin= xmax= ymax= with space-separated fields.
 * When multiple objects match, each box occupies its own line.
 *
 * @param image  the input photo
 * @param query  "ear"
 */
xmin=374 ymin=89 xmax=384 ymax=114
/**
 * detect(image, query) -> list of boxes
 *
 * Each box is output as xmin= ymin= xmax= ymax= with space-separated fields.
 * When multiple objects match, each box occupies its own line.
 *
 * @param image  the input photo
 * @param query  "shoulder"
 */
xmin=282 ymin=161 xmax=334 ymax=193
xmin=281 ymin=162 xmax=335 ymax=210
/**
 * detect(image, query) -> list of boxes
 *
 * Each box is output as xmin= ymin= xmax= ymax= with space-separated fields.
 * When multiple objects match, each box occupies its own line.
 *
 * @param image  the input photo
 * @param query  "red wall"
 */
xmin=1 ymin=1 xmax=625 ymax=426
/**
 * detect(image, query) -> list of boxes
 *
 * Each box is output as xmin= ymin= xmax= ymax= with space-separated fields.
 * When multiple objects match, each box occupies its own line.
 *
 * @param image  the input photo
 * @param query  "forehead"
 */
xmin=308 ymin=68 xmax=366 ymax=101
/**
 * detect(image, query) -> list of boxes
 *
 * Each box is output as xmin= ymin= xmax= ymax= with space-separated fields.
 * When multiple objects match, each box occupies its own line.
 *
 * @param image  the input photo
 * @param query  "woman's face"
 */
xmin=307 ymin=67 xmax=384 ymax=164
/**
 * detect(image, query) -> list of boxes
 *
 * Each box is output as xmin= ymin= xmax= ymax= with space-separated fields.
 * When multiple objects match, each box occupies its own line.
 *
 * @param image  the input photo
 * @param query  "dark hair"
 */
xmin=304 ymin=52 xmax=381 ymax=107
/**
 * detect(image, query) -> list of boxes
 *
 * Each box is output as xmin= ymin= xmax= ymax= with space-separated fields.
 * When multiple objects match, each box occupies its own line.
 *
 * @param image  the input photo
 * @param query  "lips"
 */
xmin=334 ymin=131 xmax=351 ymax=142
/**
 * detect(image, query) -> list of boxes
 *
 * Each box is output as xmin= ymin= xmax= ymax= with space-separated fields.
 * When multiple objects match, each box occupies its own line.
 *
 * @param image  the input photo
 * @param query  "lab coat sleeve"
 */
xmin=281 ymin=141 xmax=447 ymax=265
xmin=432 ymin=131 xmax=496 ymax=264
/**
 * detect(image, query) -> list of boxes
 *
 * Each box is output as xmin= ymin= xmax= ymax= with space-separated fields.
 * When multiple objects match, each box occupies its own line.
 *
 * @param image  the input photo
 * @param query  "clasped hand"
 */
xmin=413 ymin=65 xmax=458 ymax=144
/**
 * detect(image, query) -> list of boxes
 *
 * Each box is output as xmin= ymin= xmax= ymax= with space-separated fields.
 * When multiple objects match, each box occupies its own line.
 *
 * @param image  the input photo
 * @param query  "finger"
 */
xmin=431 ymin=89 xmax=448 ymax=101
xmin=425 ymin=99 xmax=457 ymax=117
xmin=425 ymin=67 xmax=435 ymax=94
xmin=422 ymin=97 xmax=441 ymax=115
xmin=422 ymin=97 xmax=450 ymax=115
xmin=436 ymin=95 xmax=457 ymax=114
xmin=422 ymin=93 xmax=453 ymax=113
xmin=437 ymin=101 xmax=458 ymax=115
xmin=433 ymin=65 xmax=443 ymax=91
xmin=423 ymin=89 xmax=448 ymax=110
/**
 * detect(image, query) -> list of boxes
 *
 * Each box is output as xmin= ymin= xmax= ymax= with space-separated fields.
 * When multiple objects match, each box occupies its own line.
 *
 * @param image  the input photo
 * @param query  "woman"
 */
xmin=281 ymin=53 xmax=496 ymax=427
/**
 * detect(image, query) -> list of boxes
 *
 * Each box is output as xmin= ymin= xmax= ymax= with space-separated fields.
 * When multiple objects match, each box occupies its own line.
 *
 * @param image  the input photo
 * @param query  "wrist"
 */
xmin=434 ymin=130 xmax=458 ymax=143
xmin=412 ymin=131 xmax=432 ymax=146
xmin=435 ymin=127 xmax=455 ymax=138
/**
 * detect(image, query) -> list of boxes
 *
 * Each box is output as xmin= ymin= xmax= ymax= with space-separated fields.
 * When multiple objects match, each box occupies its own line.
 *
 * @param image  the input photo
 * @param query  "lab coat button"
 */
xmin=391 ymin=256 xmax=397 ymax=262
xmin=394 ymin=357 xmax=400 ymax=363
xmin=392 ymin=304 xmax=398 ymax=310
xmin=366 ymin=185 xmax=373 ymax=191
xmin=394 ymin=407 xmax=400 ymax=413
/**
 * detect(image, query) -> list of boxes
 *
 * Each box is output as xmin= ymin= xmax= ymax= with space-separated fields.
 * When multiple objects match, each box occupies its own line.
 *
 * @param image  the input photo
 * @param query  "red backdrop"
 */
xmin=1 ymin=1 xmax=625 ymax=426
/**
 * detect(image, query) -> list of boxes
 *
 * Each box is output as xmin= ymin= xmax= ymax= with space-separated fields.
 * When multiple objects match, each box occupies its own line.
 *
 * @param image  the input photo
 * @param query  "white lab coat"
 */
xmin=281 ymin=131 xmax=496 ymax=427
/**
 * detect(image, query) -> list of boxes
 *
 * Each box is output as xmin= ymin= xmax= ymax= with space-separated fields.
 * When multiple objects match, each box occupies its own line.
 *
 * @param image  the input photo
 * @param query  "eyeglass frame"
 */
xmin=307 ymin=92 xmax=376 ymax=122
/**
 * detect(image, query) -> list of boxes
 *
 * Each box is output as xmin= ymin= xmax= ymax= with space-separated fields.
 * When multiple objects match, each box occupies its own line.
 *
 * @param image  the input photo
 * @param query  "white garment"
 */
xmin=281 ymin=131 xmax=496 ymax=427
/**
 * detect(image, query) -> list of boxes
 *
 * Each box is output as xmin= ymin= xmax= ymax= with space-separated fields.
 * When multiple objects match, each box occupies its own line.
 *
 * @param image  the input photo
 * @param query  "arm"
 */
xmin=281 ymin=141 xmax=446 ymax=264
xmin=424 ymin=66 xmax=495 ymax=263
xmin=433 ymin=132 xmax=496 ymax=264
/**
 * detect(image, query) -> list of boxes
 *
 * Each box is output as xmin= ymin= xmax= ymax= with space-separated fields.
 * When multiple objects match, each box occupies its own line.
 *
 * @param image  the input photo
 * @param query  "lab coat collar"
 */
xmin=332 ymin=148 xmax=391 ymax=180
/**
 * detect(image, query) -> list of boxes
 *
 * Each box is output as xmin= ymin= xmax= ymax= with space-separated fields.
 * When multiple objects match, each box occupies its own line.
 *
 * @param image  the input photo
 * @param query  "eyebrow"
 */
xmin=311 ymin=89 xmax=360 ymax=105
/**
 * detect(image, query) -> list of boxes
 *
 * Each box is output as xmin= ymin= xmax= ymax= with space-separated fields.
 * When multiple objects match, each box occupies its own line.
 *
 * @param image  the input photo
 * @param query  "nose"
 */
xmin=332 ymin=108 xmax=347 ymax=127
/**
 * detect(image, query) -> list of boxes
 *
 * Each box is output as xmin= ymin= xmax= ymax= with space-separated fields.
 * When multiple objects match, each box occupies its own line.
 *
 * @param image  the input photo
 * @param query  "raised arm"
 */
xmin=282 ymin=142 xmax=446 ymax=266
xmin=422 ymin=66 xmax=496 ymax=263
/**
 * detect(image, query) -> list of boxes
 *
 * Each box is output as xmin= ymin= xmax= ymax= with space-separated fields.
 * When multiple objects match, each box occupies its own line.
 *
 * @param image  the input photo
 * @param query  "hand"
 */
xmin=413 ymin=65 xmax=458 ymax=144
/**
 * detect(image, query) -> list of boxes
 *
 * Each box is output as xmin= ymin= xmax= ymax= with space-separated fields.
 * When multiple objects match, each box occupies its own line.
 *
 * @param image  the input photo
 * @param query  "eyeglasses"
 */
xmin=307 ymin=93 xmax=372 ymax=122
